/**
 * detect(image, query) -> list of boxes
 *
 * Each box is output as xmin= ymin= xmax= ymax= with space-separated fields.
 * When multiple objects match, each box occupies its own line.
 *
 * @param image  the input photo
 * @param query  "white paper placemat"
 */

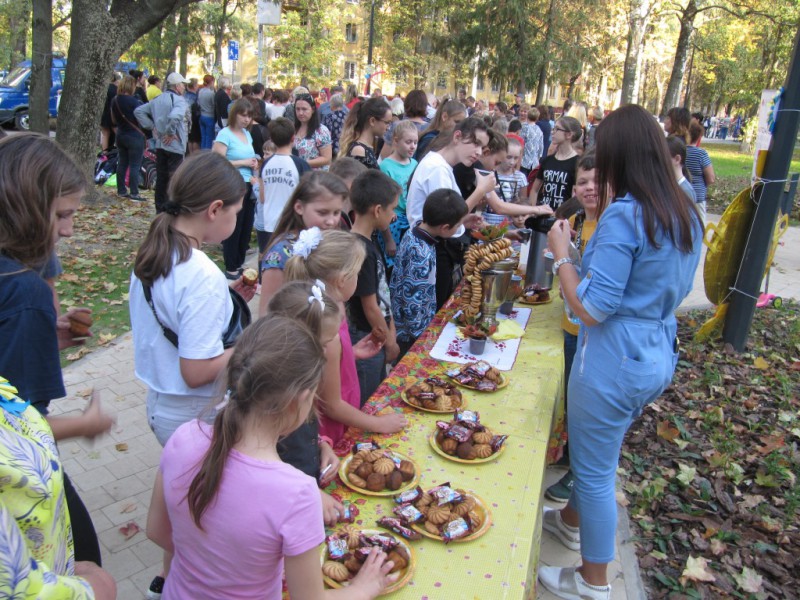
xmin=428 ymin=307 xmax=531 ymax=371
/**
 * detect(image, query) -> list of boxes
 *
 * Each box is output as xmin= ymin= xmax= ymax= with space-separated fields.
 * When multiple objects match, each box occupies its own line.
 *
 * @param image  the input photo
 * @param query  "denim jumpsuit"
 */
xmin=568 ymin=194 xmax=701 ymax=563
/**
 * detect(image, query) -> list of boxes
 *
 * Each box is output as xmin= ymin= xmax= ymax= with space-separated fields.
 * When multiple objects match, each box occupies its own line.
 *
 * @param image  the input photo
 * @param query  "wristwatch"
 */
xmin=552 ymin=257 xmax=575 ymax=276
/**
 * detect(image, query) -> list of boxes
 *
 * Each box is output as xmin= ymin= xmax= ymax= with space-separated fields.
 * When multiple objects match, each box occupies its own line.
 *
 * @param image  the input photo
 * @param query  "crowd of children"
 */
xmin=0 ymin=93 xmax=709 ymax=600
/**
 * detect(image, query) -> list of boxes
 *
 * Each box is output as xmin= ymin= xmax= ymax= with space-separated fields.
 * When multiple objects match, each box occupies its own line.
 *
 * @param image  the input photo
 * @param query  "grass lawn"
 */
xmin=57 ymin=187 xmax=226 ymax=366
xmin=705 ymin=144 xmax=800 ymax=214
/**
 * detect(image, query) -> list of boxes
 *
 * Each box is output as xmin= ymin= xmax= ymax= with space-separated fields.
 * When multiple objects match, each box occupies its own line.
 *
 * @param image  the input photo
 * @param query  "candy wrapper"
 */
xmin=353 ymin=440 xmax=381 ymax=454
xmin=444 ymin=425 xmax=472 ymax=443
xmin=327 ymin=535 xmax=349 ymax=560
xmin=491 ymin=434 xmax=508 ymax=452
xmin=476 ymin=380 xmax=497 ymax=392
xmin=377 ymin=517 xmax=422 ymax=541
xmin=446 ymin=368 xmax=462 ymax=379
xmin=395 ymin=486 xmax=423 ymax=505
xmin=361 ymin=533 xmax=399 ymax=552
xmin=442 ymin=517 xmax=471 ymax=542
xmin=466 ymin=361 xmax=491 ymax=378
xmin=393 ymin=503 xmax=424 ymax=524
xmin=430 ymin=483 xmax=463 ymax=506
xmin=454 ymin=410 xmax=480 ymax=428
xmin=417 ymin=391 xmax=436 ymax=401
xmin=454 ymin=373 xmax=475 ymax=386
xmin=435 ymin=420 xmax=451 ymax=431
xmin=427 ymin=376 xmax=448 ymax=387
xmin=340 ymin=501 xmax=359 ymax=523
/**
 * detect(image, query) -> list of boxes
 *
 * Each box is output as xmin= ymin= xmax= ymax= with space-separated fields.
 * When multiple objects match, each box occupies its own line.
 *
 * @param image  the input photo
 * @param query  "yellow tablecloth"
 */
xmin=323 ymin=295 xmax=566 ymax=599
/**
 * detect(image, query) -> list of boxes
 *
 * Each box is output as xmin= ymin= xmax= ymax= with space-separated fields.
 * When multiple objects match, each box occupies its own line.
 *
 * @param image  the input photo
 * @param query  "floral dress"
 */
xmin=0 ymin=378 xmax=93 ymax=599
xmin=293 ymin=125 xmax=332 ymax=170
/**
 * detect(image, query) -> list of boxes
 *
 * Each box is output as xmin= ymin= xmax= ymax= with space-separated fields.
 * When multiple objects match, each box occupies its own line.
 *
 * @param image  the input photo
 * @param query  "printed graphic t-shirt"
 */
xmin=535 ymin=154 xmax=579 ymax=210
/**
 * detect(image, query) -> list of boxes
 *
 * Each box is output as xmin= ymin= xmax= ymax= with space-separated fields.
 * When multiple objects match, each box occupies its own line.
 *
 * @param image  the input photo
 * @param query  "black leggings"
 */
xmin=63 ymin=471 xmax=102 ymax=565
xmin=222 ymin=184 xmax=255 ymax=272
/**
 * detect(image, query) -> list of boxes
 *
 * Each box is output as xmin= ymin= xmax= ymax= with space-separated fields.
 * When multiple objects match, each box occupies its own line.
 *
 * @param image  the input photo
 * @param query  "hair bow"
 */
xmin=292 ymin=227 xmax=323 ymax=259
xmin=215 ymin=389 xmax=232 ymax=411
xmin=308 ymin=284 xmax=325 ymax=309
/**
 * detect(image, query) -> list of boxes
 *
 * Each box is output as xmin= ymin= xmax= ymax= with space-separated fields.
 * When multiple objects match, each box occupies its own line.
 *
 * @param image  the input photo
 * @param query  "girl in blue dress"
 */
xmin=539 ymin=104 xmax=703 ymax=600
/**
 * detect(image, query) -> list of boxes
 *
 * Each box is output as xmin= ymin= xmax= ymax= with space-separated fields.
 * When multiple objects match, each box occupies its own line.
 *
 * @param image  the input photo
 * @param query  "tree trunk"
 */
xmin=178 ymin=6 xmax=189 ymax=75
xmin=620 ymin=0 xmax=651 ymax=105
xmin=660 ymin=0 xmax=697 ymax=117
xmin=535 ymin=0 xmax=557 ymax=105
xmin=30 ymin=0 xmax=53 ymax=134
xmin=214 ymin=0 xmax=229 ymax=68
xmin=10 ymin=1 xmax=31 ymax=69
xmin=56 ymin=0 xmax=201 ymax=176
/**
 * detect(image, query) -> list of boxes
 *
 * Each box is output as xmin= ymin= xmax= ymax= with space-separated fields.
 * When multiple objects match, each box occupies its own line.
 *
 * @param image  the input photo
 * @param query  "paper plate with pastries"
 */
xmin=339 ymin=449 xmax=420 ymax=497
xmin=428 ymin=428 xmax=506 ymax=464
xmin=401 ymin=376 xmax=465 ymax=414
xmin=409 ymin=488 xmax=492 ymax=543
xmin=320 ymin=528 xmax=416 ymax=595
xmin=445 ymin=362 xmax=509 ymax=392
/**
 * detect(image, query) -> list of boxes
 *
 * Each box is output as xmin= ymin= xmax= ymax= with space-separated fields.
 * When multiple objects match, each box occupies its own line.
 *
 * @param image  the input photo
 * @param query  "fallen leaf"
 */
xmin=740 ymin=494 xmax=765 ymax=509
xmin=676 ymin=463 xmax=697 ymax=487
xmin=119 ymin=521 xmax=141 ymax=540
xmin=709 ymin=539 xmax=727 ymax=556
xmin=733 ymin=566 xmax=763 ymax=593
xmin=753 ymin=356 xmax=769 ymax=370
xmin=115 ymin=443 xmax=128 ymax=452
xmin=680 ymin=555 xmax=716 ymax=585
xmin=754 ymin=470 xmax=780 ymax=488
xmin=756 ymin=434 xmax=785 ymax=455
xmin=75 ymin=388 xmax=93 ymax=398
xmin=120 ymin=503 xmax=137 ymax=514
xmin=97 ymin=333 xmax=116 ymax=346
xmin=66 ymin=347 xmax=91 ymax=361
xmin=657 ymin=420 xmax=680 ymax=442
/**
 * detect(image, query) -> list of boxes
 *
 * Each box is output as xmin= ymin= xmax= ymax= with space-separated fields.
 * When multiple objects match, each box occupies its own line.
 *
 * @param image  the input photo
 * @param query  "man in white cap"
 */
xmin=134 ymin=72 xmax=191 ymax=212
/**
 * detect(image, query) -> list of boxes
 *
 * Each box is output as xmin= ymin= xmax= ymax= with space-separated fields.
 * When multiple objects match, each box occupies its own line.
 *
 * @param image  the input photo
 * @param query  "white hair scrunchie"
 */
xmin=292 ymin=227 xmax=323 ymax=259
xmin=308 ymin=284 xmax=325 ymax=309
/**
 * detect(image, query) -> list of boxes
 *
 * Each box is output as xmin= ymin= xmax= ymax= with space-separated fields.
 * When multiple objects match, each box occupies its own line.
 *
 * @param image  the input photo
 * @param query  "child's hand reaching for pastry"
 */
xmin=372 ymin=412 xmax=408 ymax=434
xmin=320 ymin=491 xmax=344 ymax=527
xmin=349 ymin=548 xmax=399 ymax=598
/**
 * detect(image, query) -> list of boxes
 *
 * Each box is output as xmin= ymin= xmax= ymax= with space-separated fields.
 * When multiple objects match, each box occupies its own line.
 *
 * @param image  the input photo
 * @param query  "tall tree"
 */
xmin=29 ymin=0 xmax=52 ymax=134
xmin=620 ymin=0 xmax=654 ymax=104
xmin=56 ymin=0 xmax=202 ymax=176
xmin=535 ymin=0 xmax=558 ymax=105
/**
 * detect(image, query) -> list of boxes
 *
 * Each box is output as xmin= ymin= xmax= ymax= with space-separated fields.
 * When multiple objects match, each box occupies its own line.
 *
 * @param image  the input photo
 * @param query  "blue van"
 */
xmin=0 ymin=56 xmax=67 ymax=130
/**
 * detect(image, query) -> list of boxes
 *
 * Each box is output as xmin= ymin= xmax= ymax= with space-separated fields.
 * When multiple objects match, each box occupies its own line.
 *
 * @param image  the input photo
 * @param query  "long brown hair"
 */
xmin=339 ymin=97 xmax=391 ymax=157
xmin=186 ymin=315 xmax=325 ymax=529
xmin=594 ymin=104 xmax=699 ymax=253
xmin=421 ymin=99 xmax=466 ymax=136
xmin=133 ymin=152 xmax=245 ymax=286
xmin=0 ymin=133 xmax=85 ymax=269
xmin=266 ymin=171 xmax=349 ymax=253
xmin=667 ymin=107 xmax=691 ymax=144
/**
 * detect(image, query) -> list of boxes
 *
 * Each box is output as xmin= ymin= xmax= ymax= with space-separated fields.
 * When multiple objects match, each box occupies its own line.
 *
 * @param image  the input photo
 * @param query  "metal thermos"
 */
xmin=480 ymin=258 xmax=515 ymax=324
xmin=524 ymin=216 xmax=557 ymax=290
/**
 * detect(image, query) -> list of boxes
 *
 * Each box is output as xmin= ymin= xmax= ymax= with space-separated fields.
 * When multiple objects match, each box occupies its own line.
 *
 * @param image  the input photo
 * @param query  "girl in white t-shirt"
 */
xmin=147 ymin=315 xmax=396 ymax=599
xmin=130 ymin=151 xmax=252 ymax=446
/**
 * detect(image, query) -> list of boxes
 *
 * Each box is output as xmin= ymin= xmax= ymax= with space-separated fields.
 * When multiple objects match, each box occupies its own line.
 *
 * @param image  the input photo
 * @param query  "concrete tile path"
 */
xmin=51 ymin=217 xmax=798 ymax=599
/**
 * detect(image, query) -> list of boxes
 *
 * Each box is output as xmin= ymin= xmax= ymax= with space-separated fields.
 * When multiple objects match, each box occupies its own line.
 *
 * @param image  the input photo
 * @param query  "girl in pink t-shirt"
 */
xmin=284 ymin=228 xmax=408 ymax=444
xmin=146 ymin=315 xmax=395 ymax=599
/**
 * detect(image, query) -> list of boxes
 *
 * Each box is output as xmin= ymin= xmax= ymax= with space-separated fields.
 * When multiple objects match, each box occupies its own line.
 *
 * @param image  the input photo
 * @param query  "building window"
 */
xmin=344 ymin=61 xmax=356 ymax=80
xmin=394 ymin=68 xmax=407 ymax=83
xmin=321 ymin=65 xmax=331 ymax=77
xmin=491 ymin=80 xmax=499 ymax=92
xmin=346 ymin=0 xmax=359 ymax=4
xmin=477 ymin=78 xmax=485 ymax=91
xmin=345 ymin=23 xmax=357 ymax=43
xmin=549 ymin=85 xmax=558 ymax=99
xmin=273 ymin=48 xmax=282 ymax=59
xmin=436 ymin=73 xmax=447 ymax=88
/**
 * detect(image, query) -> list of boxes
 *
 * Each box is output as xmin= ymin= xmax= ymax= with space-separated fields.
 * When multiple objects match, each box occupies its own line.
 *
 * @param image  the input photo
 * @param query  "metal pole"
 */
xmin=257 ymin=24 xmax=264 ymax=84
xmin=366 ymin=0 xmax=375 ymax=95
xmin=722 ymin=27 xmax=800 ymax=350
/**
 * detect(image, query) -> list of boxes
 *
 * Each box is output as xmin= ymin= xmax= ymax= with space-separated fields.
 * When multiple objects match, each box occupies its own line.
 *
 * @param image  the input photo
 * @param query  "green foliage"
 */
xmin=125 ymin=4 xmax=208 ymax=75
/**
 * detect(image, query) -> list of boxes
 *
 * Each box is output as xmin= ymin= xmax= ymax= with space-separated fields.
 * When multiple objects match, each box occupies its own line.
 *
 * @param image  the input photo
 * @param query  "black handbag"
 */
xmin=142 ymin=285 xmax=251 ymax=349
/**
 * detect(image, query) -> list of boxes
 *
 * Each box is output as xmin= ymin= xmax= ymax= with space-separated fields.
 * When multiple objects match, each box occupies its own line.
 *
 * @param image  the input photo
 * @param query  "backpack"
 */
xmin=94 ymin=149 xmax=118 ymax=184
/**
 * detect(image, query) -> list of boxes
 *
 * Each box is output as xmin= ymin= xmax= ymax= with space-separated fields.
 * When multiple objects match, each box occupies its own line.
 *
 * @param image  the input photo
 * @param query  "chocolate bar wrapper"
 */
xmin=430 ymin=483 xmax=463 ymax=505
xmin=444 ymin=424 xmax=472 ymax=443
xmin=377 ymin=517 xmax=422 ymax=541
xmin=394 ymin=485 xmax=423 ymax=504
xmin=454 ymin=409 xmax=480 ymax=428
xmin=340 ymin=501 xmax=359 ymax=523
xmin=467 ymin=361 xmax=492 ymax=377
xmin=361 ymin=533 xmax=399 ymax=552
xmin=490 ymin=434 xmax=508 ymax=452
xmin=454 ymin=373 xmax=475 ymax=386
xmin=393 ymin=503 xmax=424 ymax=524
xmin=327 ymin=535 xmax=349 ymax=560
xmin=353 ymin=440 xmax=381 ymax=454
xmin=417 ymin=391 xmax=436 ymax=401
xmin=427 ymin=376 xmax=448 ymax=387
xmin=476 ymin=380 xmax=497 ymax=392
xmin=442 ymin=517 xmax=471 ymax=542
xmin=435 ymin=420 xmax=451 ymax=432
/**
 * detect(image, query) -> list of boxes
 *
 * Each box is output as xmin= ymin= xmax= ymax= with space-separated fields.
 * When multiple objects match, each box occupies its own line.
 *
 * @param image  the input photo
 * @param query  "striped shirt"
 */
xmin=685 ymin=146 xmax=712 ymax=204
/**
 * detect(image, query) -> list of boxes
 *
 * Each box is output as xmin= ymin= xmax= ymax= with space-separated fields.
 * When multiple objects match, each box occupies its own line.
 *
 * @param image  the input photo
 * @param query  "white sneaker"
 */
xmin=538 ymin=566 xmax=611 ymax=600
xmin=542 ymin=506 xmax=581 ymax=551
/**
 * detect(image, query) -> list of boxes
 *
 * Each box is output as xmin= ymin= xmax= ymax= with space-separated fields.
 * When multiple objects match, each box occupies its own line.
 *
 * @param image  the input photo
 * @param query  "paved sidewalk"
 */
xmin=50 ymin=219 xmax=798 ymax=598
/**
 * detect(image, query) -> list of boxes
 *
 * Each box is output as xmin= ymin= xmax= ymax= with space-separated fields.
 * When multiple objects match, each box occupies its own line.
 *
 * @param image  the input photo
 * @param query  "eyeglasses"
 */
xmin=381 ymin=119 xmax=393 ymax=125
xmin=554 ymin=127 xmax=568 ymax=133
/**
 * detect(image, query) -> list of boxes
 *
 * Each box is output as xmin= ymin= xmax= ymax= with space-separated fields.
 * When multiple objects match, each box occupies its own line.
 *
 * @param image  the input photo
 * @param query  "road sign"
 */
xmin=228 ymin=40 xmax=239 ymax=61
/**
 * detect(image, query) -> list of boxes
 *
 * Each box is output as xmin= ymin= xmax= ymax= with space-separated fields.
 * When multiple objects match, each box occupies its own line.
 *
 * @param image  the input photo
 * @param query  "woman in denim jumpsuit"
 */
xmin=539 ymin=105 xmax=703 ymax=600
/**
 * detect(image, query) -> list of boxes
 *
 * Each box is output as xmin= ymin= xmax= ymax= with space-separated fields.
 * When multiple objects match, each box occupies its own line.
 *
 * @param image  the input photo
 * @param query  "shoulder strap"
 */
xmin=115 ymin=97 xmax=147 ymax=137
xmin=142 ymin=285 xmax=179 ymax=348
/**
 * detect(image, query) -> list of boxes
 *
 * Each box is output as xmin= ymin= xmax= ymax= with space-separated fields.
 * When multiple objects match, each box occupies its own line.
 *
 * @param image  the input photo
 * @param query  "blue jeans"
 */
xmin=349 ymin=326 xmax=386 ymax=407
xmin=200 ymin=114 xmax=216 ymax=149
